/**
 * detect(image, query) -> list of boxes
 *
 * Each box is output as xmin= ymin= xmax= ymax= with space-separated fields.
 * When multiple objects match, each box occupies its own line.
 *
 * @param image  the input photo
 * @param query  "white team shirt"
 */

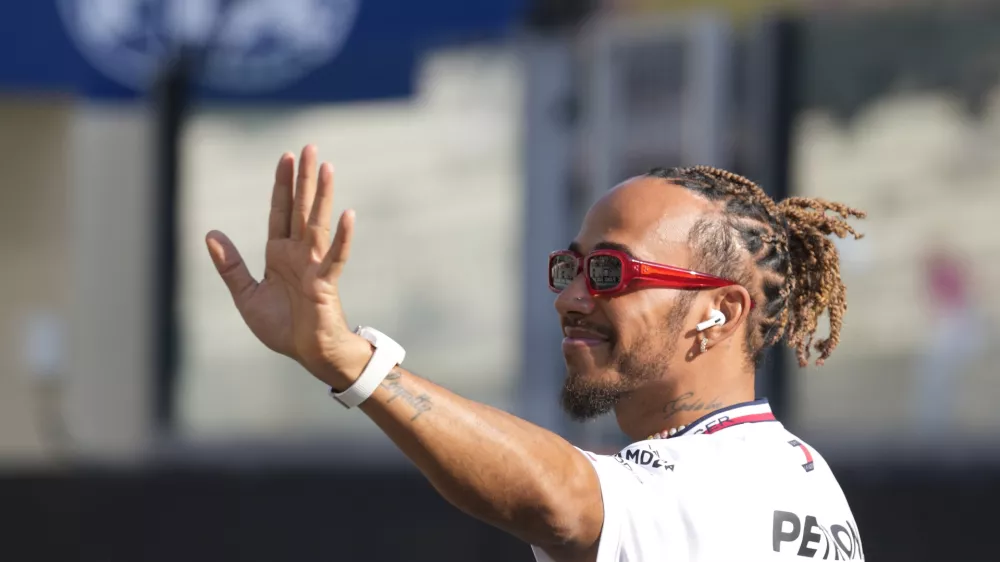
xmin=532 ymin=400 xmax=863 ymax=562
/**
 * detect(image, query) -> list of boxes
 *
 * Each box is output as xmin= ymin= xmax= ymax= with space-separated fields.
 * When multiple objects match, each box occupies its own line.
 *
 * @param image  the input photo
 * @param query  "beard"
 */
xmin=560 ymin=293 xmax=694 ymax=421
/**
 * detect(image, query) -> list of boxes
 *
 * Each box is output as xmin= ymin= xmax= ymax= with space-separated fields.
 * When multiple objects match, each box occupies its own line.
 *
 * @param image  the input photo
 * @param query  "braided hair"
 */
xmin=647 ymin=166 xmax=866 ymax=367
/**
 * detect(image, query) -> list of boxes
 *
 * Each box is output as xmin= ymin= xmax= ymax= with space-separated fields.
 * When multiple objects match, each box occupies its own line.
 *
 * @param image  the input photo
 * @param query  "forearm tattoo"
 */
xmin=380 ymin=369 xmax=433 ymax=421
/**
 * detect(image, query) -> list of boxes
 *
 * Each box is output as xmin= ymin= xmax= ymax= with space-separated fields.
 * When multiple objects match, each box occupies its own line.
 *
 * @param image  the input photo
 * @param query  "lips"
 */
xmin=563 ymin=327 xmax=609 ymax=340
xmin=561 ymin=324 xmax=612 ymax=350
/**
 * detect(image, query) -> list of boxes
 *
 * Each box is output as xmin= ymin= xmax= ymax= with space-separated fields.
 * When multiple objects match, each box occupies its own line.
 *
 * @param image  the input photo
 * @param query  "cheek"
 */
xmin=603 ymin=292 xmax=673 ymax=346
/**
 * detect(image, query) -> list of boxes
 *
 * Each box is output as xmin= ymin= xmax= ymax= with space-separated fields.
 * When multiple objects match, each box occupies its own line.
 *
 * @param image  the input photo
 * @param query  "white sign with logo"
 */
xmin=57 ymin=0 xmax=360 ymax=93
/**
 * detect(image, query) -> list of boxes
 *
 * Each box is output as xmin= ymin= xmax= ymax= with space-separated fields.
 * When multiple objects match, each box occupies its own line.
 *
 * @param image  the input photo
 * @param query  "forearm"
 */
xmin=357 ymin=367 xmax=602 ymax=549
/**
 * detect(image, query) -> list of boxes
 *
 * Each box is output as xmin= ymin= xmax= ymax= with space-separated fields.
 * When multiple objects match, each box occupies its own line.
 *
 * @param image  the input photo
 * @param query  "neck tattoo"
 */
xmin=651 ymin=392 xmax=724 ymax=439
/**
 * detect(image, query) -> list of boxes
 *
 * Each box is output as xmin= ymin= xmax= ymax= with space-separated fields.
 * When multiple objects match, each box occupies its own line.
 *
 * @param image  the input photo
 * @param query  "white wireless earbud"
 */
xmin=696 ymin=309 xmax=727 ymax=332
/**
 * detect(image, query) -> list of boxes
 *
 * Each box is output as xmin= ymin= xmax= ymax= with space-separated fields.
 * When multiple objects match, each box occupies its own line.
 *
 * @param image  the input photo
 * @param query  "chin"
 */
xmin=560 ymin=366 xmax=626 ymax=421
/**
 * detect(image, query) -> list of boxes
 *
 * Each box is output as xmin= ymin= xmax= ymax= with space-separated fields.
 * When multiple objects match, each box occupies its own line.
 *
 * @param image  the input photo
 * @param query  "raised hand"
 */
xmin=205 ymin=150 xmax=605 ymax=558
xmin=205 ymin=145 xmax=372 ymax=388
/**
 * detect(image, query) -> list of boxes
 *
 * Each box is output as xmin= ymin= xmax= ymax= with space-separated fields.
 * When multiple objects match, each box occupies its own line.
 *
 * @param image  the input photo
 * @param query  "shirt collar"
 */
xmin=672 ymin=398 xmax=777 ymax=438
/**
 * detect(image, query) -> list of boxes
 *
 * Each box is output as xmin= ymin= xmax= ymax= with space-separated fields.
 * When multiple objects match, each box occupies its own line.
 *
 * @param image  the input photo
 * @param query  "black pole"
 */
xmin=151 ymin=51 xmax=193 ymax=434
xmin=148 ymin=1 xmax=240 ymax=437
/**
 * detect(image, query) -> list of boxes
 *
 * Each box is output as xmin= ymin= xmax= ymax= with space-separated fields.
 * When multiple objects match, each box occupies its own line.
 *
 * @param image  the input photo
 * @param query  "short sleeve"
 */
xmin=532 ymin=446 xmax=683 ymax=562
xmin=581 ymin=449 xmax=633 ymax=562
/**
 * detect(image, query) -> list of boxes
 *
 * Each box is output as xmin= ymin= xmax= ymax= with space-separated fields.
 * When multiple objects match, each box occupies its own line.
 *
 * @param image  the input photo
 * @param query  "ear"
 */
xmin=698 ymin=285 xmax=752 ymax=348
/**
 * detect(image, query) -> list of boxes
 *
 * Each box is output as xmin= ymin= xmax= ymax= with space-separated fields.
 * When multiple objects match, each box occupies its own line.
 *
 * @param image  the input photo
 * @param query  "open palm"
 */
xmin=205 ymin=146 xmax=369 ymax=384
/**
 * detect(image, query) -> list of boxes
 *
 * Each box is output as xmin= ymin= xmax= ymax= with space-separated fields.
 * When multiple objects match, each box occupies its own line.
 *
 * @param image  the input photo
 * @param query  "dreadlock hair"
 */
xmin=646 ymin=166 xmax=866 ymax=368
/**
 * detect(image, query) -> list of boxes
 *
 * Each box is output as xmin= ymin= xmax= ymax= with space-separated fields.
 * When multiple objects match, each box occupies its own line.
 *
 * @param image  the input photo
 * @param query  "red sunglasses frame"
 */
xmin=548 ymin=249 xmax=746 ymax=298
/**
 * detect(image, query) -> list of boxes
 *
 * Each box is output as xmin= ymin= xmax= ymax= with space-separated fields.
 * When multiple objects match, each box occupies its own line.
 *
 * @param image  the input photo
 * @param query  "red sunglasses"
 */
xmin=548 ymin=249 xmax=745 ymax=298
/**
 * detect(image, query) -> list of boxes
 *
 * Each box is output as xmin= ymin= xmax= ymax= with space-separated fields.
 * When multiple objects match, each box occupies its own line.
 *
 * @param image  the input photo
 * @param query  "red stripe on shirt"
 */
xmin=703 ymin=412 xmax=776 ymax=434
xmin=797 ymin=442 xmax=813 ymax=464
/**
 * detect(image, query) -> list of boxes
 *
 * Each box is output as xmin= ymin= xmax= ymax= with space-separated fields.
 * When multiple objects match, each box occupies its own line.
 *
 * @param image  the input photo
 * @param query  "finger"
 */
xmin=320 ymin=209 xmax=355 ymax=280
xmin=206 ymin=231 xmax=259 ymax=307
xmin=268 ymin=152 xmax=295 ymax=240
xmin=291 ymin=145 xmax=318 ymax=240
xmin=306 ymin=162 xmax=335 ymax=250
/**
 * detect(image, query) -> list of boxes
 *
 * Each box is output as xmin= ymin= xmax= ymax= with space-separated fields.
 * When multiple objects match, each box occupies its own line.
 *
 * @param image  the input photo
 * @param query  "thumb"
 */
xmin=206 ymin=231 xmax=258 ymax=307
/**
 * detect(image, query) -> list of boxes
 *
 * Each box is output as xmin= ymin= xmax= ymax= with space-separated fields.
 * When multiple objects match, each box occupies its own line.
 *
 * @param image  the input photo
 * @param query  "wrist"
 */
xmin=304 ymin=334 xmax=375 ymax=391
xmin=328 ymin=327 xmax=407 ymax=409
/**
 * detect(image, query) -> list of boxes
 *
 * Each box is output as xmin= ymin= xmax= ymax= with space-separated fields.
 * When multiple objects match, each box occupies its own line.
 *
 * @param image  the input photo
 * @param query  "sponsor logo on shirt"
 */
xmin=614 ymin=447 xmax=675 ymax=472
xmin=773 ymin=510 xmax=864 ymax=559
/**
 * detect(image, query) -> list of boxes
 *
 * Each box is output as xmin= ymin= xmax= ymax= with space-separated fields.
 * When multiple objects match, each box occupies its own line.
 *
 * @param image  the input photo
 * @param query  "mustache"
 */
xmin=562 ymin=317 xmax=615 ymax=339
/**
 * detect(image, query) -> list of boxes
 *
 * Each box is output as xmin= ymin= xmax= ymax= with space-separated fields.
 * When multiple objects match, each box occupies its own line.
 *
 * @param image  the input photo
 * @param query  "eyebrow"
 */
xmin=567 ymin=240 xmax=638 ymax=256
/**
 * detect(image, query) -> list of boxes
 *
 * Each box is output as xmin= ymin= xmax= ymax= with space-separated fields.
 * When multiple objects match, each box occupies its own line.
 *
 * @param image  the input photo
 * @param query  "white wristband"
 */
xmin=330 ymin=326 xmax=406 ymax=409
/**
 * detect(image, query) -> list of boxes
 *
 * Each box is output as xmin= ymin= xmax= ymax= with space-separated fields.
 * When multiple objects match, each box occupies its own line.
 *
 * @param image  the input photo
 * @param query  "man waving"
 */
xmin=207 ymin=145 xmax=866 ymax=561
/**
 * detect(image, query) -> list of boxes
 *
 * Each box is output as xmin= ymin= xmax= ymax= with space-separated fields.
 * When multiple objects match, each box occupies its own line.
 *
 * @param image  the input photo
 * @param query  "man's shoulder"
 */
xmin=598 ymin=424 xmax=841 ymax=483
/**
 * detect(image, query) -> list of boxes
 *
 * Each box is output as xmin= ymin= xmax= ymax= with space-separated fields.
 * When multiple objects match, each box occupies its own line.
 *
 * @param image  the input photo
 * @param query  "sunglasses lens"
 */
xmin=549 ymin=254 xmax=579 ymax=290
xmin=588 ymin=255 xmax=623 ymax=291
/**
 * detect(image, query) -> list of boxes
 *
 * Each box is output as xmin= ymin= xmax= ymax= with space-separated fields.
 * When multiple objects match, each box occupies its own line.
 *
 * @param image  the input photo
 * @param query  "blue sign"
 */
xmin=0 ymin=0 xmax=525 ymax=102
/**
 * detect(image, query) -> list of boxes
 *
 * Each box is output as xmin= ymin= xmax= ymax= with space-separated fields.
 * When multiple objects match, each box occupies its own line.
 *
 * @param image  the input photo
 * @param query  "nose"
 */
xmin=554 ymin=274 xmax=595 ymax=316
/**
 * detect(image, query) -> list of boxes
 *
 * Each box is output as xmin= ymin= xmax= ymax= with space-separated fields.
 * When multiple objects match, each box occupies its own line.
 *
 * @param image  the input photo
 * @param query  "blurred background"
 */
xmin=1 ymin=0 xmax=999 ymax=560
